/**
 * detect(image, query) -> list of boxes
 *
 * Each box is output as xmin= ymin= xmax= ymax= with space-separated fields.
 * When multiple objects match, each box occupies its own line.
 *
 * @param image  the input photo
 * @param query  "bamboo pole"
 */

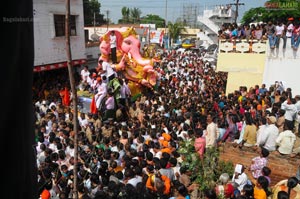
xmin=65 ymin=0 xmax=79 ymax=198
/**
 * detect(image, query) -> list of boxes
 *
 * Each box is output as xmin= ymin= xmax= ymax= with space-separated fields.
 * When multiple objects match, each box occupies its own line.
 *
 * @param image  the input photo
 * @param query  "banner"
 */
xmin=150 ymin=30 xmax=164 ymax=44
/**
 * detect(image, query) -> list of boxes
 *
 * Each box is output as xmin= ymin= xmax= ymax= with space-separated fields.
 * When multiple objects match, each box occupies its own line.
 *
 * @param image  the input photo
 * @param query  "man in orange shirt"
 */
xmin=146 ymin=171 xmax=171 ymax=197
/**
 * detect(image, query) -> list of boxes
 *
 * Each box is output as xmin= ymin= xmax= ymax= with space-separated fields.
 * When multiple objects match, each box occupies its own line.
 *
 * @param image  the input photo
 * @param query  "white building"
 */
xmin=33 ymin=0 xmax=86 ymax=72
xmin=197 ymin=5 xmax=236 ymax=44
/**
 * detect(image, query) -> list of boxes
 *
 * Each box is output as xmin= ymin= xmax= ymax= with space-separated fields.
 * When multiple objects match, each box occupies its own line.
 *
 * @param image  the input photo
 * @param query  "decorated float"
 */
xmin=98 ymin=27 xmax=160 ymax=98
xmin=78 ymin=27 xmax=161 ymax=114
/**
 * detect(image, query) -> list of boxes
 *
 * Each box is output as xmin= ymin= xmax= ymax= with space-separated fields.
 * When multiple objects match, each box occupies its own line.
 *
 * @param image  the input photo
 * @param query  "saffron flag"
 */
xmin=90 ymin=95 xmax=97 ymax=114
xmin=63 ymin=87 xmax=70 ymax=106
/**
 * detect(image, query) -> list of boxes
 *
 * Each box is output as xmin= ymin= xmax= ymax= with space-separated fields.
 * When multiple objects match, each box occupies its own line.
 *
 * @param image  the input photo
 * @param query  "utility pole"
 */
xmin=165 ymin=0 xmax=168 ymax=32
xmin=65 ymin=0 xmax=79 ymax=198
xmin=229 ymin=0 xmax=244 ymax=24
xmin=106 ymin=10 xmax=109 ymax=31
xmin=148 ymin=25 xmax=150 ymax=44
xmin=93 ymin=12 xmax=96 ymax=33
xmin=165 ymin=0 xmax=168 ymax=49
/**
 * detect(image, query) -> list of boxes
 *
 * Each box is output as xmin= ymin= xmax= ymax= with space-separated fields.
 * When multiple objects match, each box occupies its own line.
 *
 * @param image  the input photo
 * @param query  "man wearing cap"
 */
xmin=259 ymin=115 xmax=279 ymax=152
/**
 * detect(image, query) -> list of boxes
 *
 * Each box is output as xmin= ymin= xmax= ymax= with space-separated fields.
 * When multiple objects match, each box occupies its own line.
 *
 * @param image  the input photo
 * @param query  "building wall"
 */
xmin=84 ymin=24 xmax=142 ymax=41
xmin=263 ymin=38 xmax=300 ymax=96
xmin=217 ymin=51 xmax=266 ymax=95
xmin=217 ymin=39 xmax=300 ymax=96
xmin=219 ymin=142 xmax=299 ymax=187
xmin=85 ymin=46 xmax=100 ymax=61
xmin=33 ymin=0 xmax=85 ymax=66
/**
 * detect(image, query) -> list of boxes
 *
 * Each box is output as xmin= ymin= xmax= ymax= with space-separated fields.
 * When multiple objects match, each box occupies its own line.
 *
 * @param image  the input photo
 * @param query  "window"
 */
xmin=54 ymin=14 xmax=77 ymax=37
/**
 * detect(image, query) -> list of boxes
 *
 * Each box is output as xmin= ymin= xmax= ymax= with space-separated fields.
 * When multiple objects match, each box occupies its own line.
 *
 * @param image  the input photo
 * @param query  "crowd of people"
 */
xmin=218 ymin=19 xmax=300 ymax=51
xmin=33 ymin=32 xmax=300 ymax=199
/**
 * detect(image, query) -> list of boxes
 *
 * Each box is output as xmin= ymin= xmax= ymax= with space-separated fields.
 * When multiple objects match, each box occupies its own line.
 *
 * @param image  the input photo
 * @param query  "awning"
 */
xmin=33 ymin=59 xmax=87 ymax=72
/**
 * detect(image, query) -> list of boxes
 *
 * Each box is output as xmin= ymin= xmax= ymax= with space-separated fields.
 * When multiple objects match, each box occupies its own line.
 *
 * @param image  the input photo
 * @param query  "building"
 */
xmin=33 ymin=0 xmax=86 ymax=72
xmin=197 ymin=5 xmax=236 ymax=44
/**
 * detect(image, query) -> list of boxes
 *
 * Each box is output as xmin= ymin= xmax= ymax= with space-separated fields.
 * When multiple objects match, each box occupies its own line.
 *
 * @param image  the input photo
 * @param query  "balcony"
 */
xmin=219 ymin=39 xmax=267 ymax=54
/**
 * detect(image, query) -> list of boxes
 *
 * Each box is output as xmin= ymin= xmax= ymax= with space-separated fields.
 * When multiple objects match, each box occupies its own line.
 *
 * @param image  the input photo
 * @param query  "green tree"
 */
xmin=140 ymin=14 xmax=165 ymax=28
xmin=167 ymin=22 xmax=186 ymax=46
xmin=130 ymin=7 xmax=142 ymax=23
xmin=83 ymin=0 xmax=105 ymax=26
xmin=119 ymin=6 xmax=130 ymax=24
xmin=241 ymin=0 xmax=300 ymax=24
xmin=178 ymin=139 xmax=234 ymax=198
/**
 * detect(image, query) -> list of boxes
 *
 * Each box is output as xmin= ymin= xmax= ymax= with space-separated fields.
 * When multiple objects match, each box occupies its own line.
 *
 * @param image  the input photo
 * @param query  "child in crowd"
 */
xmin=194 ymin=128 xmax=206 ymax=159
xmin=262 ymin=166 xmax=272 ymax=185
xmin=249 ymin=147 xmax=269 ymax=180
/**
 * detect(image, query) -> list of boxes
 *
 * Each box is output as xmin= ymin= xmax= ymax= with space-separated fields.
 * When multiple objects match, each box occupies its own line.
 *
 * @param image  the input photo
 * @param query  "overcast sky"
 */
xmin=98 ymin=0 xmax=265 ymax=24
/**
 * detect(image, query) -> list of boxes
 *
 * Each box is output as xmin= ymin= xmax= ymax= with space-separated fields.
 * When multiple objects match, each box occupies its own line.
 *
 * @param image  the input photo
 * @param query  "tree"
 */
xmin=167 ymin=22 xmax=186 ymax=46
xmin=140 ymin=14 xmax=165 ymax=28
xmin=178 ymin=139 xmax=234 ymax=198
xmin=119 ymin=6 xmax=130 ymax=24
xmin=241 ymin=0 xmax=300 ymax=24
xmin=130 ymin=7 xmax=142 ymax=23
xmin=83 ymin=0 xmax=106 ymax=26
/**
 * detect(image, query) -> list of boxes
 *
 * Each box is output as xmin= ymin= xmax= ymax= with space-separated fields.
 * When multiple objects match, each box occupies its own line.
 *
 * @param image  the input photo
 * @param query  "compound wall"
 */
xmin=263 ymin=38 xmax=300 ymax=96
xmin=217 ymin=39 xmax=300 ymax=96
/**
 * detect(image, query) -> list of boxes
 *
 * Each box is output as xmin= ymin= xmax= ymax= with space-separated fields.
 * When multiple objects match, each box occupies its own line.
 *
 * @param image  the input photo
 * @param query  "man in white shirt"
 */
xmin=95 ymin=76 xmax=107 ymax=109
xmin=260 ymin=115 xmax=279 ymax=152
xmin=275 ymin=21 xmax=286 ymax=49
xmin=232 ymin=164 xmax=249 ymax=192
xmin=286 ymin=20 xmax=294 ymax=38
xmin=119 ymin=78 xmax=131 ymax=107
xmin=80 ymin=65 xmax=91 ymax=84
xmin=281 ymin=98 xmax=297 ymax=128
xmin=205 ymin=113 xmax=217 ymax=148
xmin=78 ymin=112 xmax=88 ymax=130
xmin=98 ymin=59 xmax=116 ymax=82
xmin=275 ymin=122 xmax=296 ymax=155
xmin=255 ymin=117 xmax=267 ymax=147
xmin=110 ymin=30 xmax=117 ymax=64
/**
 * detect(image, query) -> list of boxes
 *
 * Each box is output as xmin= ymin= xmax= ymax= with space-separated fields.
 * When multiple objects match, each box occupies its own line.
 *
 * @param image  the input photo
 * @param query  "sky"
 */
xmin=98 ymin=0 xmax=266 ymax=24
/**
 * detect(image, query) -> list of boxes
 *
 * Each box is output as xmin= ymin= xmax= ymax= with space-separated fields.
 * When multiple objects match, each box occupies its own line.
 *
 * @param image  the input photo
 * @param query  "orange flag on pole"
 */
xmin=63 ymin=87 xmax=70 ymax=106
xmin=90 ymin=95 xmax=97 ymax=114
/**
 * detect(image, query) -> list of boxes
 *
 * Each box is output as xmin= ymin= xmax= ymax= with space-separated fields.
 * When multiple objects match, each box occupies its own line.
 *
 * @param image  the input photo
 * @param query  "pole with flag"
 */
xmin=62 ymin=86 xmax=70 ymax=106
xmin=90 ymin=95 xmax=98 ymax=114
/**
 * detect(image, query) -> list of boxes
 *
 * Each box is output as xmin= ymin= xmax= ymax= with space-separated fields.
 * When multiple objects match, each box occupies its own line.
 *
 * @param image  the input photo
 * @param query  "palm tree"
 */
xmin=167 ymin=22 xmax=186 ymax=47
xmin=121 ymin=6 xmax=130 ymax=23
xmin=130 ymin=7 xmax=142 ymax=23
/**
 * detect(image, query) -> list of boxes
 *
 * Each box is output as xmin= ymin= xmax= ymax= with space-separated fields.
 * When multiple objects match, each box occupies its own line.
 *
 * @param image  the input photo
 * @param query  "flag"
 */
xmin=159 ymin=30 xmax=164 ymax=47
xmin=90 ymin=95 xmax=97 ymax=114
xmin=63 ymin=87 xmax=70 ymax=106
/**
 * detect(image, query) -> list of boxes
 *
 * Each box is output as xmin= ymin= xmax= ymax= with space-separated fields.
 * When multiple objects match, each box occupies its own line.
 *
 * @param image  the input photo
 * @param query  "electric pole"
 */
xmin=93 ymin=12 xmax=96 ymax=33
xmin=229 ymin=0 xmax=244 ymax=24
xmin=65 ymin=0 xmax=79 ymax=198
xmin=165 ymin=0 xmax=167 ymax=32
xmin=106 ymin=10 xmax=109 ymax=31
